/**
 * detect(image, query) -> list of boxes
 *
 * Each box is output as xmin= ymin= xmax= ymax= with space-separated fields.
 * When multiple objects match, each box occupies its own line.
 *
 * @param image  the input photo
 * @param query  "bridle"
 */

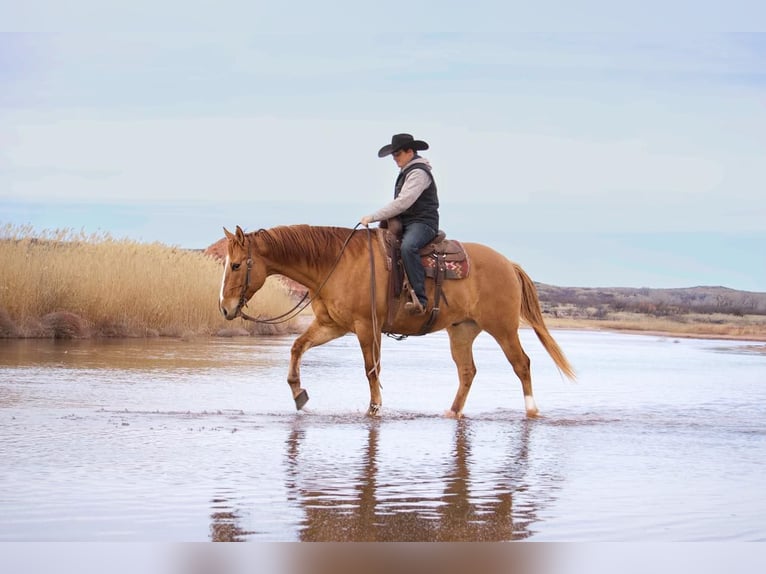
xmin=230 ymin=226 xmax=361 ymax=325
xmin=230 ymin=237 xmax=310 ymax=324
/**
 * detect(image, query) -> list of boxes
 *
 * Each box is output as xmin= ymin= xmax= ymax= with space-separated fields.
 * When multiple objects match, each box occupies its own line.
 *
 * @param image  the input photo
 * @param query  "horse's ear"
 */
xmin=235 ymin=225 xmax=246 ymax=244
xmin=223 ymin=227 xmax=235 ymax=241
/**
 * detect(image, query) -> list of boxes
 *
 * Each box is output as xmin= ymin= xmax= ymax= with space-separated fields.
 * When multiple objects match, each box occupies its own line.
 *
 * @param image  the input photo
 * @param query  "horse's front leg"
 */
xmin=288 ymin=319 xmax=346 ymax=410
xmin=446 ymin=321 xmax=482 ymax=418
xmin=354 ymin=322 xmax=383 ymax=416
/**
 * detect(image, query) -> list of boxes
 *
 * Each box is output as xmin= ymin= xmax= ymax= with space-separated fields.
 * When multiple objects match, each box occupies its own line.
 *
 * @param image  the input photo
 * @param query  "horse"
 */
xmin=218 ymin=224 xmax=575 ymax=417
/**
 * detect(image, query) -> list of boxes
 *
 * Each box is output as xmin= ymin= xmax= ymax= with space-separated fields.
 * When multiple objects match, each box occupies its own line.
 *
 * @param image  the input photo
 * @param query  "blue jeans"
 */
xmin=400 ymin=222 xmax=437 ymax=306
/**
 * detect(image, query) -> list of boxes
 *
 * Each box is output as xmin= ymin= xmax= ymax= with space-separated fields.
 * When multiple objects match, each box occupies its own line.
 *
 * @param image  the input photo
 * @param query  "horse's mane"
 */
xmin=251 ymin=225 xmax=369 ymax=269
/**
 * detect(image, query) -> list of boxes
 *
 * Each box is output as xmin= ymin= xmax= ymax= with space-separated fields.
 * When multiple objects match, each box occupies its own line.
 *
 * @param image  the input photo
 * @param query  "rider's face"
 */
xmin=392 ymin=148 xmax=414 ymax=168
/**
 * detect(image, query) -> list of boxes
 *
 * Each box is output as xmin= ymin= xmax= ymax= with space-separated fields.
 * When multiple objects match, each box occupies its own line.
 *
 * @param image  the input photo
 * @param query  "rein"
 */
xmin=365 ymin=226 xmax=382 ymax=378
xmin=235 ymin=225 xmax=362 ymax=325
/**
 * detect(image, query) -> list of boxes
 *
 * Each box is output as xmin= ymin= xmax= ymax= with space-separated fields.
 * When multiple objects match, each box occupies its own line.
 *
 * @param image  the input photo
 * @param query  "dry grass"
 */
xmin=0 ymin=224 xmax=306 ymax=338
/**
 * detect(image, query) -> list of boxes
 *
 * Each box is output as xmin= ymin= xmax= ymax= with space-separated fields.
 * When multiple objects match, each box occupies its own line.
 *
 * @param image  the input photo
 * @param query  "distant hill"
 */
xmin=535 ymin=284 xmax=766 ymax=318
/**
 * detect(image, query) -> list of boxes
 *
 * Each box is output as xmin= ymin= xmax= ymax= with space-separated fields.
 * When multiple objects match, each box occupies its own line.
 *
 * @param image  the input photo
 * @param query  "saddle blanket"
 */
xmin=422 ymin=240 xmax=470 ymax=280
xmin=376 ymin=230 xmax=471 ymax=280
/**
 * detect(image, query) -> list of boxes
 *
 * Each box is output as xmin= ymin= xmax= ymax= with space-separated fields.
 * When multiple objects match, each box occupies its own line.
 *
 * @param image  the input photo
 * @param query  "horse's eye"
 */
xmin=231 ymin=262 xmax=241 ymax=271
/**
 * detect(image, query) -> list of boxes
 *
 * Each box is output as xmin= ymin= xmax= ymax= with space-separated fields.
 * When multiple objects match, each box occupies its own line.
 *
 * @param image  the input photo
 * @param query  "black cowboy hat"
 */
xmin=377 ymin=133 xmax=429 ymax=158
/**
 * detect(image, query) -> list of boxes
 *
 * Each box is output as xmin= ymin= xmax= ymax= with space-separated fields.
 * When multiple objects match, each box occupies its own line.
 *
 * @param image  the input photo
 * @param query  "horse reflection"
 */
xmin=209 ymin=492 xmax=255 ymax=542
xmin=284 ymin=419 xmax=542 ymax=541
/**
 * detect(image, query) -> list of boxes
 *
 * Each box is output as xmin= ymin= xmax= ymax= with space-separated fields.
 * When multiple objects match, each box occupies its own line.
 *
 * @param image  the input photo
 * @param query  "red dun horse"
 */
xmin=219 ymin=225 xmax=575 ymax=417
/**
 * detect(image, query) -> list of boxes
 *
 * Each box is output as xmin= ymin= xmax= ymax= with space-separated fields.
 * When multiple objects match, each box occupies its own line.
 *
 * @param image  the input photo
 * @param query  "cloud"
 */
xmin=1 ymin=30 xmax=764 ymax=235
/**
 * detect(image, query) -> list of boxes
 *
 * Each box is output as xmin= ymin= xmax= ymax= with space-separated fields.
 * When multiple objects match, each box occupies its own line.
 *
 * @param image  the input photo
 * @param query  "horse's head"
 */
xmin=218 ymin=225 xmax=267 ymax=320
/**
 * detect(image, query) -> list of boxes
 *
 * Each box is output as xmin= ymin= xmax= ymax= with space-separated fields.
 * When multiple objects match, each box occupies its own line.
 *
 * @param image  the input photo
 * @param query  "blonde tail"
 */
xmin=514 ymin=264 xmax=576 ymax=380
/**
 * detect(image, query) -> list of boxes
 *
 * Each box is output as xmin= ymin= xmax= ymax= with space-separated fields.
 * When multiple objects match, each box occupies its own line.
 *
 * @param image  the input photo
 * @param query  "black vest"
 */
xmin=394 ymin=162 xmax=439 ymax=230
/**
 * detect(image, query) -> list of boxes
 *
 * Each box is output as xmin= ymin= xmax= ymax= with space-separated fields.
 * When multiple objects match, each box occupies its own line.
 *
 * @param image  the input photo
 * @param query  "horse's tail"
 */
xmin=514 ymin=263 xmax=576 ymax=381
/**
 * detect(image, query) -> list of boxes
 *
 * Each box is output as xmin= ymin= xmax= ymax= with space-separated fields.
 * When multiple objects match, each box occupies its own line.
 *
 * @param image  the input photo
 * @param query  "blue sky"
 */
xmin=1 ymin=3 xmax=765 ymax=290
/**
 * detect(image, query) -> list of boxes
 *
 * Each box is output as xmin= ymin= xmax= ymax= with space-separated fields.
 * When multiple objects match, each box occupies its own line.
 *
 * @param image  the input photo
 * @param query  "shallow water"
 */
xmin=1 ymin=329 xmax=764 ymax=541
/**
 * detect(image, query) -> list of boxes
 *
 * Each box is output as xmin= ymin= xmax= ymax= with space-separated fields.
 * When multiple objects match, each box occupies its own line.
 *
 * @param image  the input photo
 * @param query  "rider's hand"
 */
xmin=360 ymin=215 xmax=374 ymax=227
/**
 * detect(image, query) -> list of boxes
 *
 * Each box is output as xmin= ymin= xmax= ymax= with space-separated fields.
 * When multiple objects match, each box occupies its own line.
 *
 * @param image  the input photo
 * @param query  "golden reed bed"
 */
xmin=0 ymin=225 xmax=305 ymax=338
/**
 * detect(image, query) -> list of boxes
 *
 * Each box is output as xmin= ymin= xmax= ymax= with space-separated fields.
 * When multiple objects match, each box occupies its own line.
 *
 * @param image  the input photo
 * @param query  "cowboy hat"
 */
xmin=377 ymin=133 xmax=429 ymax=158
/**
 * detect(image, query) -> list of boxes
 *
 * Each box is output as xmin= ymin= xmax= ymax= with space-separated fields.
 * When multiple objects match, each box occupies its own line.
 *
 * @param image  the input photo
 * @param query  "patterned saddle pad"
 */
xmin=421 ymin=239 xmax=470 ymax=280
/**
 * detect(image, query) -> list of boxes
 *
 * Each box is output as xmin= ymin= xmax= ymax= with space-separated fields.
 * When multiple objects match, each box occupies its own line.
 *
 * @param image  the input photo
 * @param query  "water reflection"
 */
xmin=7 ymin=332 xmax=763 ymax=542
xmin=284 ymin=417 xmax=542 ymax=541
xmin=209 ymin=492 xmax=255 ymax=542
xmin=0 ymin=338 xmax=289 ymax=371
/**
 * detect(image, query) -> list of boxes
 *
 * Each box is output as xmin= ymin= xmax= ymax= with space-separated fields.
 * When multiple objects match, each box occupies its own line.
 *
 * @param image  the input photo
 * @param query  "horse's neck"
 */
xmin=254 ymin=225 xmax=359 ymax=291
xmin=267 ymin=263 xmax=319 ymax=292
xmin=256 ymin=242 xmax=324 ymax=292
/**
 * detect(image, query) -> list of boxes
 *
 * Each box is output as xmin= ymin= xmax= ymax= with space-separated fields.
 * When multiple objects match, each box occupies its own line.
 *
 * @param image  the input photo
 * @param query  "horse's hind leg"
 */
xmin=288 ymin=319 xmax=347 ymax=410
xmin=446 ymin=321 xmax=482 ymax=418
xmin=490 ymin=328 xmax=538 ymax=417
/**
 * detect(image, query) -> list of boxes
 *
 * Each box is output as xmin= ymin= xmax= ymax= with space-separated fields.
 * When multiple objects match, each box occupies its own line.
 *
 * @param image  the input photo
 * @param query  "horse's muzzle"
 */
xmin=219 ymin=303 xmax=241 ymax=320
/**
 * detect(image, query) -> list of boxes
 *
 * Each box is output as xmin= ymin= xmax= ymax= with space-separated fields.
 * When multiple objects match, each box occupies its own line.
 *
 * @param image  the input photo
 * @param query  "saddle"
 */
xmin=377 ymin=218 xmax=470 ymax=336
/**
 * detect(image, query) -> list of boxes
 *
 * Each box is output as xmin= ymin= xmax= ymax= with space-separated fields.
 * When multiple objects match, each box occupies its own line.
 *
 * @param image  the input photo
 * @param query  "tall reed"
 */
xmin=0 ymin=224 xmax=304 ymax=337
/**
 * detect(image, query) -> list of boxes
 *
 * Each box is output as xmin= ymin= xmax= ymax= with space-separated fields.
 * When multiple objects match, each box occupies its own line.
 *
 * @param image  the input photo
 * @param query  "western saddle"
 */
xmin=377 ymin=218 xmax=469 ymax=336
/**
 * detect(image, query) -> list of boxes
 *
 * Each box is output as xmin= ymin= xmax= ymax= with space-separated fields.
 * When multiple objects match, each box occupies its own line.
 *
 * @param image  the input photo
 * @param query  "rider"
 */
xmin=360 ymin=133 xmax=440 ymax=315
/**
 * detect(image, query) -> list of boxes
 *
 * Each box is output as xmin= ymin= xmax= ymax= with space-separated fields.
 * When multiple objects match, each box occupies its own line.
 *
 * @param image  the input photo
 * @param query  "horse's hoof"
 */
xmin=444 ymin=409 xmax=463 ymax=419
xmin=294 ymin=389 xmax=309 ymax=410
xmin=524 ymin=396 xmax=539 ymax=418
xmin=367 ymin=403 xmax=381 ymax=417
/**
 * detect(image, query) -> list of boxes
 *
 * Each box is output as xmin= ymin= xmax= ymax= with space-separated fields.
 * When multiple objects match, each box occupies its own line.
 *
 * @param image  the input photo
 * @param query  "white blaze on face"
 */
xmin=219 ymin=254 xmax=230 ymax=305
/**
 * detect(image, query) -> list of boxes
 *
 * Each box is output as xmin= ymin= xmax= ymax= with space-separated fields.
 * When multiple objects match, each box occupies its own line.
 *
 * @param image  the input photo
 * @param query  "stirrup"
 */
xmin=404 ymin=300 xmax=426 ymax=315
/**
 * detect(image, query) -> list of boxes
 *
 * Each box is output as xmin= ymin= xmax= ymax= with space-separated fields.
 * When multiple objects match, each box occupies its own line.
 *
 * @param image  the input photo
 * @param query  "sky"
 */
xmin=1 ymin=2 xmax=765 ymax=291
